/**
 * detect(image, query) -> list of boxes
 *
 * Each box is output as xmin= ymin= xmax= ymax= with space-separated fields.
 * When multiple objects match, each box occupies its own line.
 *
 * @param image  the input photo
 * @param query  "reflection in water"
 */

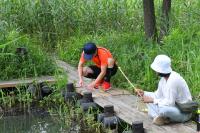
xmin=0 ymin=114 xmax=67 ymax=133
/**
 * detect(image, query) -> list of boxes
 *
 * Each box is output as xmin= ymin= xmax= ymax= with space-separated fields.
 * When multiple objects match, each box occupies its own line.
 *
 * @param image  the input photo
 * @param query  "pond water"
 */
xmin=0 ymin=114 xmax=67 ymax=133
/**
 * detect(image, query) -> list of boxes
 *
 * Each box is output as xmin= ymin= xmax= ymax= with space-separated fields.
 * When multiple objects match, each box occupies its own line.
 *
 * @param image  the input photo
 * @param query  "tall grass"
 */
xmin=0 ymin=30 xmax=56 ymax=80
xmin=0 ymin=0 xmax=199 ymax=98
xmin=1 ymin=0 xmax=200 ymax=36
xmin=1 ymin=0 xmax=144 ymax=47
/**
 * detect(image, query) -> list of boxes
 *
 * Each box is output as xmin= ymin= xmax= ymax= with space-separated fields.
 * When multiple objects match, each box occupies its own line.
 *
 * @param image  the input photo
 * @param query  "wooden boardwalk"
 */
xmin=0 ymin=76 xmax=56 ymax=88
xmin=57 ymin=60 xmax=196 ymax=133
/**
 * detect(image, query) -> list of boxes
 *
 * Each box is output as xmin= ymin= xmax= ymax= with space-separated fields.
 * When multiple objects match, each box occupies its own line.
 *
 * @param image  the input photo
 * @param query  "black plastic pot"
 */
xmin=79 ymin=92 xmax=93 ymax=104
xmin=103 ymin=116 xmax=119 ymax=130
xmin=41 ymin=85 xmax=52 ymax=97
xmin=27 ymin=82 xmax=52 ymax=99
xmin=66 ymin=83 xmax=75 ymax=92
xmin=40 ymin=82 xmax=52 ymax=97
xmin=27 ymin=84 xmax=43 ymax=100
xmin=197 ymin=114 xmax=200 ymax=131
xmin=63 ymin=83 xmax=82 ymax=104
xmin=132 ymin=121 xmax=144 ymax=133
xmin=0 ymin=107 xmax=3 ymax=114
xmin=40 ymin=82 xmax=47 ymax=88
xmin=98 ymin=105 xmax=119 ymax=130
xmin=80 ymin=102 xmax=98 ymax=112
xmin=64 ymin=92 xmax=80 ymax=103
xmin=16 ymin=47 xmax=28 ymax=56
xmin=97 ymin=113 xmax=105 ymax=122
xmin=98 ymin=105 xmax=115 ymax=122
xmin=104 ymin=105 xmax=114 ymax=117
xmin=27 ymin=84 xmax=37 ymax=95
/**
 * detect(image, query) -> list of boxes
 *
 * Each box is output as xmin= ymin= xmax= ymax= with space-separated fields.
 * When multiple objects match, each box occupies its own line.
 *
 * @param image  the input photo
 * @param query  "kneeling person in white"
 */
xmin=136 ymin=55 xmax=192 ymax=125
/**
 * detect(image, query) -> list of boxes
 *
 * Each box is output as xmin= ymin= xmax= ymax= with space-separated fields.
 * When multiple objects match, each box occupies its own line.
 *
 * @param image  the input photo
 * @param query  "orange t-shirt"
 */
xmin=80 ymin=47 xmax=113 ymax=68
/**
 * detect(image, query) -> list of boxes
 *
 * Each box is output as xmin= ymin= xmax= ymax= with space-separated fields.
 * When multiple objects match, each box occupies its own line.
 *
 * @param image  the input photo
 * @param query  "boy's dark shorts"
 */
xmin=85 ymin=64 xmax=118 ymax=79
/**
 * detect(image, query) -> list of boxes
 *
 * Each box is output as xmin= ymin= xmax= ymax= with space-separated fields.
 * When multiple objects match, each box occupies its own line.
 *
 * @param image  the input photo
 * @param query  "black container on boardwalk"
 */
xmin=197 ymin=112 xmax=200 ymax=132
xmin=132 ymin=121 xmax=144 ymax=133
xmin=79 ymin=92 xmax=93 ymax=104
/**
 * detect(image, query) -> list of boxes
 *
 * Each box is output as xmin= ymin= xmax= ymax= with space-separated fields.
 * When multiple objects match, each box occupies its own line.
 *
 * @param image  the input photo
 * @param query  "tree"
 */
xmin=143 ymin=0 xmax=157 ymax=41
xmin=159 ymin=0 xmax=171 ymax=41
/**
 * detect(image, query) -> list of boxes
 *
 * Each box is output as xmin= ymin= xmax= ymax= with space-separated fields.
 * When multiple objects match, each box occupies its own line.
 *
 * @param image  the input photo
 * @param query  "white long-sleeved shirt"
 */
xmin=147 ymin=71 xmax=192 ymax=107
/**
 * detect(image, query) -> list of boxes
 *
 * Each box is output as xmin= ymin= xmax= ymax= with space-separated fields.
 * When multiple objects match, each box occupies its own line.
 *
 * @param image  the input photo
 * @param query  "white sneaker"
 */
xmin=153 ymin=116 xmax=170 ymax=126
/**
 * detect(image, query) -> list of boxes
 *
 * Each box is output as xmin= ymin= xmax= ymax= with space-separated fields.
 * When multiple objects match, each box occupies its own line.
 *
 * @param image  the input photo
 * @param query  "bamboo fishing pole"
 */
xmin=118 ymin=66 xmax=142 ymax=97
xmin=118 ymin=66 xmax=148 ymax=112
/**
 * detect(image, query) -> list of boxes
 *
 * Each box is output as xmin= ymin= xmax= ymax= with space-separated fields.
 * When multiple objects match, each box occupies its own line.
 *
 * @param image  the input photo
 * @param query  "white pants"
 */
xmin=145 ymin=92 xmax=192 ymax=122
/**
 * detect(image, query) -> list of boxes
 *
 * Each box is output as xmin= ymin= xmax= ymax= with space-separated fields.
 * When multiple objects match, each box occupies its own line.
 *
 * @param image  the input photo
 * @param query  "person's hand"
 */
xmin=79 ymin=79 xmax=84 ymax=87
xmin=142 ymin=96 xmax=153 ymax=103
xmin=87 ymin=82 xmax=96 ymax=90
xmin=134 ymin=88 xmax=144 ymax=97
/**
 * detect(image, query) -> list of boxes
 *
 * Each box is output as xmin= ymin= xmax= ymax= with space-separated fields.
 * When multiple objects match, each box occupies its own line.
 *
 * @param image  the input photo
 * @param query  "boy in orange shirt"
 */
xmin=78 ymin=42 xmax=117 ymax=91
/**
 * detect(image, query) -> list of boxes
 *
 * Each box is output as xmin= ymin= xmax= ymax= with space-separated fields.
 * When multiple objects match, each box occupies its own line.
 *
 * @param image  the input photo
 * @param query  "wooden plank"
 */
xmin=94 ymin=95 xmax=196 ymax=133
xmin=100 ymin=95 xmax=196 ymax=133
xmin=57 ymin=60 xmax=196 ymax=133
xmin=0 ymin=76 xmax=56 ymax=88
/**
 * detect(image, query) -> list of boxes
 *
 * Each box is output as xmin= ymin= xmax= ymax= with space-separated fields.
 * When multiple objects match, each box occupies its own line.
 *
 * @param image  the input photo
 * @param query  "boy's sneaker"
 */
xmin=102 ymin=81 xmax=111 ymax=91
xmin=153 ymin=116 xmax=170 ymax=126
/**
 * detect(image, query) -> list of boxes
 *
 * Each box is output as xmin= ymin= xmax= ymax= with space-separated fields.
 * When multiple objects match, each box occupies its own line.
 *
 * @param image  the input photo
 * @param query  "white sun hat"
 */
xmin=151 ymin=55 xmax=172 ymax=74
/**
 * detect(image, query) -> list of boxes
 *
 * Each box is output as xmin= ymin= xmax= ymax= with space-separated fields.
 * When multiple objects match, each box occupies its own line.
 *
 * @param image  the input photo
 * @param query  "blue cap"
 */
xmin=83 ymin=43 xmax=97 ymax=60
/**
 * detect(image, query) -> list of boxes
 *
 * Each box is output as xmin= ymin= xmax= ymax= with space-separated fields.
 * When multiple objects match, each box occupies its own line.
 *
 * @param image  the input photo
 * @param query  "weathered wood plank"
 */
xmin=57 ymin=60 xmax=196 ymax=133
xmin=99 ymin=95 xmax=196 ymax=133
xmin=0 ymin=76 xmax=56 ymax=88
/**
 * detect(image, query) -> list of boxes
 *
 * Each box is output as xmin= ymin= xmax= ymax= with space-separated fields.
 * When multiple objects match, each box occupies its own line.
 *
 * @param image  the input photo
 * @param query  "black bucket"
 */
xmin=16 ymin=47 xmax=28 ymax=56
xmin=97 ymin=113 xmax=105 ymax=123
xmin=104 ymin=105 xmax=114 ymax=117
xmin=197 ymin=113 xmax=200 ymax=131
xmin=103 ymin=116 xmax=119 ymax=130
xmin=40 ymin=82 xmax=52 ymax=97
xmin=79 ymin=92 xmax=93 ymax=103
xmin=41 ymin=86 xmax=52 ymax=96
xmin=67 ymin=83 xmax=75 ymax=92
xmin=64 ymin=92 xmax=79 ymax=103
xmin=132 ymin=121 xmax=144 ymax=133
xmin=81 ymin=102 xmax=97 ymax=112
xmin=27 ymin=84 xmax=41 ymax=98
